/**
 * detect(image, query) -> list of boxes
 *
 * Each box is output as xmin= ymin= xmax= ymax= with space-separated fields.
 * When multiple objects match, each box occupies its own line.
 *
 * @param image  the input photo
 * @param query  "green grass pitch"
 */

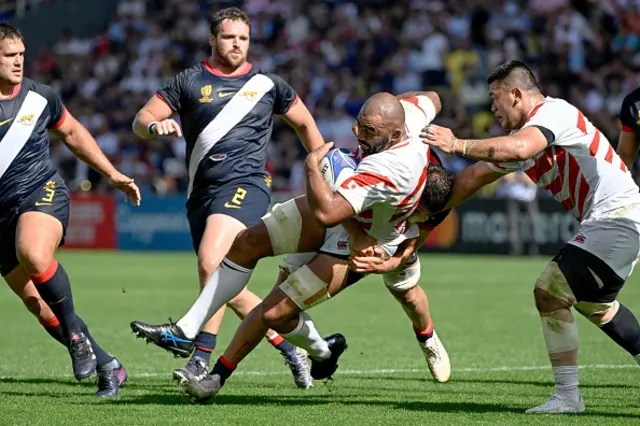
xmin=0 ymin=251 xmax=638 ymax=425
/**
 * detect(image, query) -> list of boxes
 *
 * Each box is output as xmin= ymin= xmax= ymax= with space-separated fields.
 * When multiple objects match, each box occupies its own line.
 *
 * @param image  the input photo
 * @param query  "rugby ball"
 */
xmin=319 ymin=147 xmax=358 ymax=190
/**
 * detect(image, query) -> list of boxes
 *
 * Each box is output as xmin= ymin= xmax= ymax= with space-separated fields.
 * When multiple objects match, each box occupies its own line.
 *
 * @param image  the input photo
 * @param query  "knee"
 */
xmin=260 ymin=303 xmax=287 ymax=329
xmin=391 ymin=284 xmax=421 ymax=306
xmin=533 ymin=287 xmax=571 ymax=314
xmin=197 ymin=256 xmax=218 ymax=285
xmin=17 ymin=249 xmax=54 ymax=277
xmin=575 ymin=300 xmax=619 ymax=326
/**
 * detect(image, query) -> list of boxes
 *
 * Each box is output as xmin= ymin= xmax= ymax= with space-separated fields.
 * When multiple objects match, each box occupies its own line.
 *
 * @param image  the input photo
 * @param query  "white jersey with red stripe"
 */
xmin=487 ymin=96 xmax=640 ymax=223
xmin=336 ymin=96 xmax=436 ymax=246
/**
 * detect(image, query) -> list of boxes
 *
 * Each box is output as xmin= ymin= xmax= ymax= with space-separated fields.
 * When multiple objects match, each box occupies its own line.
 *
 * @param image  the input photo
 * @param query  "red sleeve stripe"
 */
xmin=156 ymin=93 xmax=177 ymax=111
xmin=341 ymin=172 xmax=398 ymax=191
xmin=284 ymin=95 xmax=300 ymax=113
xmin=52 ymin=107 xmax=68 ymax=129
xmin=622 ymin=124 xmax=635 ymax=133
xmin=526 ymin=102 xmax=546 ymax=121
xmin=402 ymin=96 xmax=426 ymax=116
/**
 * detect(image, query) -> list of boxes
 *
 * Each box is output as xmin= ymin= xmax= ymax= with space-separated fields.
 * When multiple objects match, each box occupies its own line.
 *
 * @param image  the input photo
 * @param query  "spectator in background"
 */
xmin=29 ymin=0 xmax=639 ymax=194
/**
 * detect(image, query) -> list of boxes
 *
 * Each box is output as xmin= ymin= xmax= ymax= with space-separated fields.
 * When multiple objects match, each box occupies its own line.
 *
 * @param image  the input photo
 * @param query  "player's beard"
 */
xmin=359 ymin=135 xmax=391 ymax=156
xmin=215 ymin=44 xmax=246 ymax=70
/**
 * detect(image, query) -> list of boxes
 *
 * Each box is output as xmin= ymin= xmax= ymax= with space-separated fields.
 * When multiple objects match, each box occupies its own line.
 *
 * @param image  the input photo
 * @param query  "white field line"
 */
xmin=0 ymin=363 xmax=636 ymax=380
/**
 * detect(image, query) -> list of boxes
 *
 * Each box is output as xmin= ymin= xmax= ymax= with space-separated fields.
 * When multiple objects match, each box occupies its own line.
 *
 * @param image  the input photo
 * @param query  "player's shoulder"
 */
xmin=253 ymin=69 xmax=288 ymax=86
xmin=536 ymin=96 xmax=574 ymax=114
xmin=622 ymin=86 xmax=640 ymax=105
xmin=21 ymin=77 xmax=55 ymax=97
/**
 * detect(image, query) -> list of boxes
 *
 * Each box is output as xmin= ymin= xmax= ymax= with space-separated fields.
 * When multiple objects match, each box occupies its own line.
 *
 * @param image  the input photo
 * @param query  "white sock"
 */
xmin=177 ymin=258 xmax=253 ymax=339
xmin=552 ymin=366 xmax=579 ymax=400
xmin=634 ymin=354 xmax=640 ymax=366
xmin=282 ymin=312 xmax=331 ymax=360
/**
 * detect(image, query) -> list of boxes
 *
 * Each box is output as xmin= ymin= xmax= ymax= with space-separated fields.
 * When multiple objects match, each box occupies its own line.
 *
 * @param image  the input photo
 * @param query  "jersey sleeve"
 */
xmin=619 ymin=92 xmax=640 ymax=134
xmin=400 ymin=96 xmax=437 ymax=138
xmin=36 ymin=83 xmax=66 ymax=129
xmin=520 ymin=101 xmax=566 ymax=144
xmin=156 ymin=71 xmax=188 ymax=112
xmin=485 ymin=160 xmax=521 ymax=174
xmin=270 ymin=74 xmax=299 ymax=115
xmin=336 ymin=156 xmax=398 ymax=215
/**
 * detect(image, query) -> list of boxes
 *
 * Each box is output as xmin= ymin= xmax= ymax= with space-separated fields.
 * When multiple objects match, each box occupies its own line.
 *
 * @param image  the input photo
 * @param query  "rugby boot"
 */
xmin=96 ymin=358 xmax=128 ymax=398
xmin=525 ymin=394 xmax=585 ymax=414
xmin=181 ymin=373 xmax=223 ymax=404
xmin=130 ymin=319 xmax=194 ymax=358
xmin=69 ymin=332 xmax=97 ymax=380
xmin=309 ymin=333 xmax=347 ymax=380
xmin=419 ymin=330 xmax=451 ymax=383
xmin=173 ymin=355 xmax=208 ymax=385
xmin=282 ymin=347 xmax=313 ymax=389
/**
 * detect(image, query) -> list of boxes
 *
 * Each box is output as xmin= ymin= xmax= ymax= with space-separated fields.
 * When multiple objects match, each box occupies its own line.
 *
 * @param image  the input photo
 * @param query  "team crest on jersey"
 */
xmin=241 ymin=90 xmax=258 ymax=100
xmin=17 ymin=114 xmax=34 ymax=125
xmin=635 ymin=102 xmax=640 ymax=125
xmin=199 ymin=85 xmax=213 ymax=103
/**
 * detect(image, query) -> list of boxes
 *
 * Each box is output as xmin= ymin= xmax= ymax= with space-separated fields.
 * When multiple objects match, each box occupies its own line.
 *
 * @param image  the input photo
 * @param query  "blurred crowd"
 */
xmin=31 ymin=0 xmax=640 ymax=196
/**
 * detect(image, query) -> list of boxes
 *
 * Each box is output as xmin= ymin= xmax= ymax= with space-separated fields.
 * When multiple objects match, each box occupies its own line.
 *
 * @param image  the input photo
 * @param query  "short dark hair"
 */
xmin=0 ymin=22 xmax=23 ymax=42
xmin=487 ymin=60 xmax=540 ymax=91
xmin=421 ymin=164 xmax=455 ymax=214
xmin=210 ymin=7 xmax=251 ymax=36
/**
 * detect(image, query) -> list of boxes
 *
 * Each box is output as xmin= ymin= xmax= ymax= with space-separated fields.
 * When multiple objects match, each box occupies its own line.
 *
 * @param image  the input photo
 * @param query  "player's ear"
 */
xmin=208 ymin=35 xmax=215 ymax=47
xmin=511 ymin=87 xmax=523 ymax=105
xmin=391 ymin=128 xmax=403 ymax=142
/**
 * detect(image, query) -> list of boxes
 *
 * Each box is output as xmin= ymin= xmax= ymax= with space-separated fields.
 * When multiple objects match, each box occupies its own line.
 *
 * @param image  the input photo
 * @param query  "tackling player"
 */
xmin=150 ymin=92 xmax=449 ymax=402
xmin=131 ymin=7 xmax=324 ymax=388
xmin=0 ymin=23 xmax=139 ymax=397
xmin=422 ymin=60 xmax=640 ymax=414
xmin=616 ymin=86 xmax=640 ymax=171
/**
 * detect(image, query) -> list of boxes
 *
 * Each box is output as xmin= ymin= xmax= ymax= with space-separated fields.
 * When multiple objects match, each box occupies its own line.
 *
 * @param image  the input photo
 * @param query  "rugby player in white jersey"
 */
xmin=160 ymin=91 xmax=451 ymax=402
xmin=422 ymin=60 xmax=640 ymax=414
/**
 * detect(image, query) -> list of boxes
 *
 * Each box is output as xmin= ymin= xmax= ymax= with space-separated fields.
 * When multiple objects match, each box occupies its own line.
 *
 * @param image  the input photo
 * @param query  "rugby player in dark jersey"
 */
xmin=0 ymin=23 xmax=140 ymax=397
xmin=617 ymin=86 xmax=640 ymax=172
xmin=130 ymin=8 xmax=325 ymax=388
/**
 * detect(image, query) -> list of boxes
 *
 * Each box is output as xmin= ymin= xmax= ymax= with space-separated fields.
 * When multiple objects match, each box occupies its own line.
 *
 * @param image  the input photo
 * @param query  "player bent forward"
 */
xmin=423 ymin=59 xmax=640 ymax=414
xmin=176 ymin=159 xmax=455 ymax=402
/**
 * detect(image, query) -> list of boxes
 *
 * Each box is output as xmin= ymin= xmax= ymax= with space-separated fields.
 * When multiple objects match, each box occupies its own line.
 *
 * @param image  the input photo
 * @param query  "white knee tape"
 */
xmin=534 ymin=261 xmax=576 ymax=304
xmin=278 ymin=265 xmax=330 ymax=310
xmin=262 ymin=199 xmax=302 ymax=255
xmin=541 ymin=315 xmax=579 ymax=354
xmin=383 ymin=258 xmax=421 ymax=292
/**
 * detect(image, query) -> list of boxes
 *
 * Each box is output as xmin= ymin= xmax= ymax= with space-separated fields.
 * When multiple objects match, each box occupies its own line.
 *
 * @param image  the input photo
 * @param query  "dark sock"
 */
xmin=76 ymin=315 xmax=115 ymax=367
xmin=32 ymin=260 xmax=80 ymax=335
xmin=193 ymin=332 xmax=216 ymax=364
xmin=268 ymin=335 xmax=296 ymax=355
xmin=600 ymin=303 xmax=640 ymax=355
xmin=40 ymin=316 xmax=67 ymax=346
xmin=414 ymin=323 xmax=434 ymax=343
xmin=211 ymin=356 xmax=236 ymax=385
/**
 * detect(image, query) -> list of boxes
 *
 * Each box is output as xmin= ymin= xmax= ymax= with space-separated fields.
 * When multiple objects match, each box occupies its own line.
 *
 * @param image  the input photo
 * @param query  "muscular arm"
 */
xmin=617 ymin=129 xmax=640 ymax=170
xmin=453 ymin=127 xmax=549 ymax=162
xmin=51 ymin=111 xmax=120 ymax=180
xmin=445 ymin=162 xmax=505 ymax=209
xmin=132 ymin=95 xmax=175 ymax=139
xmin=305 ymin=155 xmax=354 ymax=227
xmin=281 ymin=99 xmax=326 ymax=152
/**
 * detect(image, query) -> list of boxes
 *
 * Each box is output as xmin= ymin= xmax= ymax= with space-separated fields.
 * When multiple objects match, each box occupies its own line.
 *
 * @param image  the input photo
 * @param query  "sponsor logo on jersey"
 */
xmin=241 ymin=90 xmax=258 ymax=100
xmin=199 ymin=85 xmax=213 ymax=103
xmin=337 ymin=240 xmax=348 ymax=249
xmin=17 ymin=114 xmax=34 ymax=125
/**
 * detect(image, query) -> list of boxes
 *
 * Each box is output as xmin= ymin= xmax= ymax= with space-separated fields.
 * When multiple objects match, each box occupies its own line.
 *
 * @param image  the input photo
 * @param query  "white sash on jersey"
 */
xmin=0 ymin=90 xmax=48 ymax=180
xmin=187 ymin=74 xmax=275 ymax=196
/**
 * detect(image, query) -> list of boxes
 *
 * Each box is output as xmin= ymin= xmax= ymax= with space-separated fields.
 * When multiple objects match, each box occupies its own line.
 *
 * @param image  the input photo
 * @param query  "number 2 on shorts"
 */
xmin=224 ymin=187 xmax=247 ymax=209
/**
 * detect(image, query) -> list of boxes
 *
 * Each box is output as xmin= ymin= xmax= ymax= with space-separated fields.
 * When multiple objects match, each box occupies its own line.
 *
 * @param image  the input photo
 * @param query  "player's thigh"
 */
xmin=383 ymin=254 xmax=421 ymax=296
xmin=261 ymin=195 xmax=326 ymax=256
xmin=15 ymin=175 xmax=69 ymax=274
xmin=534 ymin=243 xmax=626 ymax=316
xmin=197 ymin=214 xmax=246 ymax=280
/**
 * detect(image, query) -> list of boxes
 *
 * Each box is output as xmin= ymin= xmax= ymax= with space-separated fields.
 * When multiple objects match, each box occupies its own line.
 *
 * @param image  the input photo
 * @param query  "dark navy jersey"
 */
xmin=620 ymin=86 xmax=640 ymax=137
xmin=157 ymin=61 xmax=298 ymax=199
xmin=0 ymin=78 xmax=65 ymax=214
